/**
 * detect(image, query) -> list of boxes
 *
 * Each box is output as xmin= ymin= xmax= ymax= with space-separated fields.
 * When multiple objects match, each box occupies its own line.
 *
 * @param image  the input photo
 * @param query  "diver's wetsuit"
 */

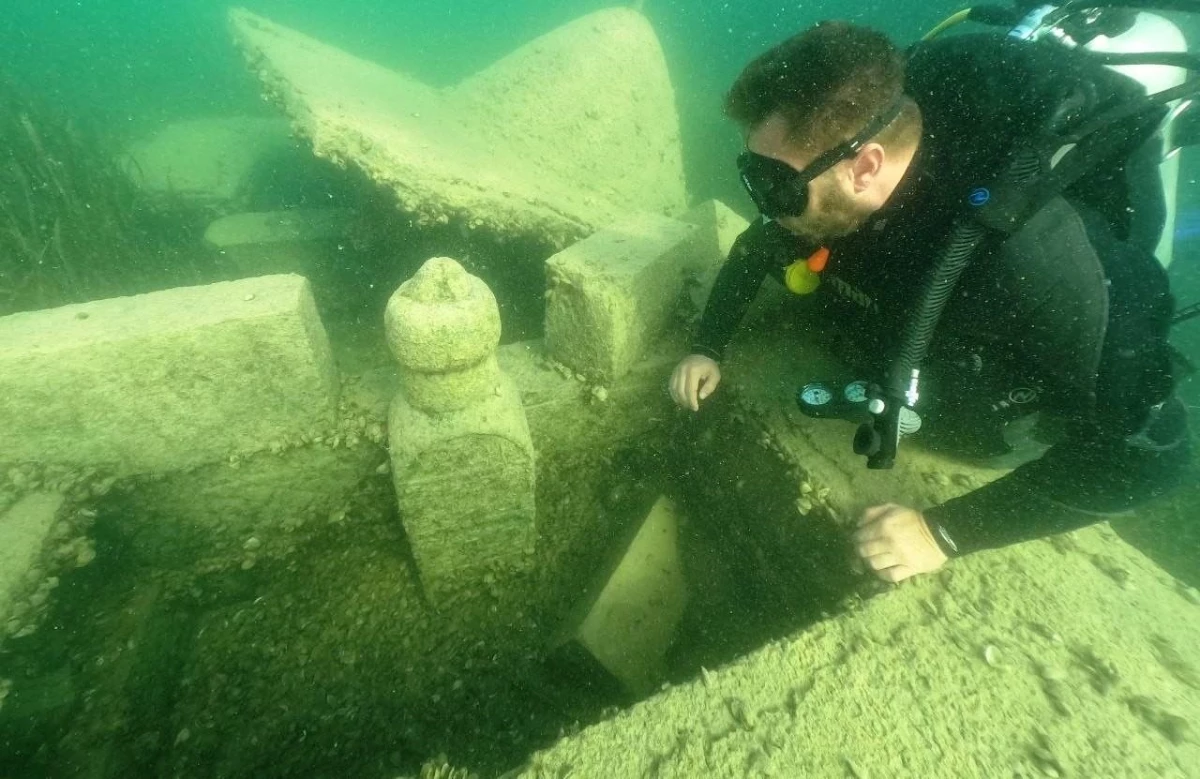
xmin=693 ymin=33 xmax=1192 ymax=557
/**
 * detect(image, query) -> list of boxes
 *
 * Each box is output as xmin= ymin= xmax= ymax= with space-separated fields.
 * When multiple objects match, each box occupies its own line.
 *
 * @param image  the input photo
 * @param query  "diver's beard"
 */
xmin=787 ymin=184 xmax=868 ymax=244
xmin=789 ymin=206 xmax=865 ymax=244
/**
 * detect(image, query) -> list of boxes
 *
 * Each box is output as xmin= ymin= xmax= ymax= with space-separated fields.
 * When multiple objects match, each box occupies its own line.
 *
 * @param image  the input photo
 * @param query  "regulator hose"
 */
xmin=855 ymin=146 xmax=1046 ymax=470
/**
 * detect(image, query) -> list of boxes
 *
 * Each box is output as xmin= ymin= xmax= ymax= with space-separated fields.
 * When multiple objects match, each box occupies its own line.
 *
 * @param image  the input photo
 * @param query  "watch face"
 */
xmin=843 ymin=380 xmax=867 ymax=404
xmin=800 ymin=383 xmax=833 ymax=407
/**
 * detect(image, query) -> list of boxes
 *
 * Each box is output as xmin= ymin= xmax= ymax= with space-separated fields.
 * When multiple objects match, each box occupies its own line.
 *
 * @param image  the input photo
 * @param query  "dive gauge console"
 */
xmin=796 ymin=380 xmax=870 ymax=420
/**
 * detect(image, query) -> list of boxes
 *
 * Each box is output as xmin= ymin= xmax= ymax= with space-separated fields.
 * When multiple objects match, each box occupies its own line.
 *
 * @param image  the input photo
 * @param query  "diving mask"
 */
xmin=736 ymin=99 xmax=906 ymax=219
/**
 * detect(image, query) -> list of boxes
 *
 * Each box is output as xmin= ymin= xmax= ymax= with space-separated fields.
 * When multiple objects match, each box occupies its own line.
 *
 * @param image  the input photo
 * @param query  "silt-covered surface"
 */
xmin=515 ymin=523 xmax=1200 ymax=778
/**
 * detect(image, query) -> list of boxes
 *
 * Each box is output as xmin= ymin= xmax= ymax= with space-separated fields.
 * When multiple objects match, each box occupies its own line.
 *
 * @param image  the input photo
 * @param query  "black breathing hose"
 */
xmin=857 ymin=146 xmax=1045 ymax=469
xmin=886 ymin=226 xmax=987 ymax=390
xmin=888 ymin=148 xmax=1043 ymax=397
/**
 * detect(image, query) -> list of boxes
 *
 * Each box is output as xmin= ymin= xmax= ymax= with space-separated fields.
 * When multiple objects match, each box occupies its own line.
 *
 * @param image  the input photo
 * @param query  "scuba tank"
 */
xmin=1006 ymin=2 xmax=1191 ymax=267
xmin=929 ymin=1 xmax=1194 ymax=266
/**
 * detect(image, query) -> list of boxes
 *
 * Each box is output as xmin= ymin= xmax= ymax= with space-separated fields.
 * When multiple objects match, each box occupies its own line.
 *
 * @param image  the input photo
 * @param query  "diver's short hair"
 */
xmin=725 ymin=21 xmax=921 ymax=154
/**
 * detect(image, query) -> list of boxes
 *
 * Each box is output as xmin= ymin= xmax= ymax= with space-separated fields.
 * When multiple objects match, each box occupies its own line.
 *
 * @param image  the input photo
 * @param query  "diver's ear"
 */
xmin=849 ymin=143 xmax=885 ymax=192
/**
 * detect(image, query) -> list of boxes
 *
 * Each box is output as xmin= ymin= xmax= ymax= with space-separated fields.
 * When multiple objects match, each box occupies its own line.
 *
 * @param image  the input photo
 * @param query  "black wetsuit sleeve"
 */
xmin=690 ymin=218 xmax=796 ymax=361
xmin=923 ymin=202 xmax=1190 ymax=556
xmin=924 ymin=408 xmax=1190 ymax=556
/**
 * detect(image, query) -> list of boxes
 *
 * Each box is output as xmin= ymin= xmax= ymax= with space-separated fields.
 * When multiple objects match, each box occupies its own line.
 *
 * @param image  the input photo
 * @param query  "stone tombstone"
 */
xmin=384 ymin=258 xmax=536 ymax=604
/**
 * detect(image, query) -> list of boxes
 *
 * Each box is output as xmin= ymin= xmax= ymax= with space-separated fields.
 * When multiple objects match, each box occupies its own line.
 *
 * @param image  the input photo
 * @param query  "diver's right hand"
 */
xmin=669 ymin=354 xmax=722 ymax=412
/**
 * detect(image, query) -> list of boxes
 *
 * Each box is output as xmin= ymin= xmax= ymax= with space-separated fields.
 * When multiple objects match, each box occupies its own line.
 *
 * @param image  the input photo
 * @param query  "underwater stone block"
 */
xmin=565 ymin=494 xmax=687 ymax=695
xmin=122 ymin=117 xmax=294 ymax=208
xmin=544 ymin=212 xmax=704 ymax=381
xmin=681 ymin=199 xmax=750 ymax=259
xmin=204 ymin=209 xmax=358 ymax=250
xmin=514 ymin=520 xmax=1200 ymax=778
xmin=204 ymin=208 xmax=357 ymax=278
xmin=0 ymin=274 xmax=338 ymax=476
xmin=385 ymin=258 xmax=536 ymax=603
xmin=229 ymin=7 xmax=687 ymax=248
xmin=389 ymin=378 xmax=536 ymax=603
xmin=109 ymin=440 xmax=381 ymax=567
xmin=0 ymin=492 xmax=65 ymax=637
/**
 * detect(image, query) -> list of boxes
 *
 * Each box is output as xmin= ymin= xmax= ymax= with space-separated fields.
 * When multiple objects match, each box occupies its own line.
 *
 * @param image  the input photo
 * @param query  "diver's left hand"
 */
xmin=854 ymin=504 xmax=948 ymax=583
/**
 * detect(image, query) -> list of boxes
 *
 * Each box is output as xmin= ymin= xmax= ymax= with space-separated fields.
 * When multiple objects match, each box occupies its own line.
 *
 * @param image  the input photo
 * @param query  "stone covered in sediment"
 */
xmin=228 ymin=7 xmax=688 ymax=248
xmin=545 ymin=206 xmax=734 ymax=382
xmin=386 ymin=258 xmax=536 ymax=602
xmin=104 ymin=411 xmax=386 ymax=568
xmin=394 ymin=354 xmax=504 ymax=418
xmin=569 ymin=494 xmax=688 ymax=696
xmin=0 ymin=274 xmax=338 ymax=476
xmin=203 ymin=209 xmax=357 ymax=249
xmin=384 ymin=257 xmax=502 ymax=414
xmin=508 ymin=290 xmax=1200 ymax=776
xmin=0 ymin=493 xmax=66 ymax=638
xmin=517 ymin=523 xmax=1200 ymax=777
xmin=121 ymin=117 xmax=294 ymax=209
xmin=388 ymin=376 xmax=536 ymax=603
xmin=203 ymin=208 xmax=360 ymax=280
xmin=384 ymin=258 xmax=501 ymax=372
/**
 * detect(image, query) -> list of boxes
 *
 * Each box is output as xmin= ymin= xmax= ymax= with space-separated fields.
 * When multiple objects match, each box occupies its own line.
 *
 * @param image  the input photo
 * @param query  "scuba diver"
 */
xmin=668 ymin=1 xmax=1197 ymax=583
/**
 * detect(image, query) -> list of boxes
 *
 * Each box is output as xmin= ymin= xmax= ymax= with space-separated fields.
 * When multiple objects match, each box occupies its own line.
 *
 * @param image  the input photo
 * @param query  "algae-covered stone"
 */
xmin=228 ymin=7 xmax=688 ymax=247
xmin=680 ymin=199 xmax=750 ymax=263
xmin=0 ymin=275 xmax=338 ymax=476
xmin=396 ymin=355 xmax=503 ymax=417
xmin=543 ymin=201 xmax=742 ymax=384
xmin=386 ymin=259 xmax=536 ymax=604
xmin=545 ymin=211 xmax=723 ymax=381
xmin=0 ymin=492 xmax=65 ymax=639
xmin=389 ymin=376 xmax=536 ymax=603
xmin=122 ymin=117 xmax=293 ymax=209
xmin=384 ymin=258 xmax=502 ymax=413
xmin=680 ymin=200 xmax=752 ymax=310
xmin=516 ymin=525 xmax=1200 ymax=777
xmin=204 ymin=208 xmax=358 ymax=278
xmin=204 ymin=209 xmax=357 ymax=249
xmin=566 ymin=495 xmax=688 ymax=695
xmin=384 ymin=258 xmax=501 ymax=372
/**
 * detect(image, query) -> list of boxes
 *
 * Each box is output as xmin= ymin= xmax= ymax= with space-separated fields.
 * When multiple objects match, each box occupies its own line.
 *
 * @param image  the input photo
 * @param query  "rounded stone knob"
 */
xmin=384 ymin=258 xmax=501 ymax=373
xmin=384 ymin=258 xmax=502 ymax=412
